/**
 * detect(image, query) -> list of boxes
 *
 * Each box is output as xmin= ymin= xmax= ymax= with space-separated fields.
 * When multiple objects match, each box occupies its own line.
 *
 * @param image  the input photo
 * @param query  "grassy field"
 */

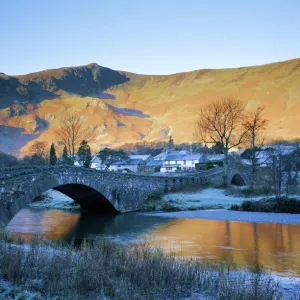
xmin=0 ymin=230 xmax=288 ymax=300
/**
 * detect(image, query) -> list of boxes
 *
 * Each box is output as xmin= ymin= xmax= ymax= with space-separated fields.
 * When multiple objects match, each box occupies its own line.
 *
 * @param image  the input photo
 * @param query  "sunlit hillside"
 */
xmin=0 ymin=58 xmax=300 ymax=155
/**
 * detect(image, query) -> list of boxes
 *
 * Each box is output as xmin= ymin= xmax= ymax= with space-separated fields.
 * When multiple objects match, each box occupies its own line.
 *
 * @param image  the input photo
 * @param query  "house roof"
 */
xmin=92 ymin=156 xmax=102 ymax=163
xmin=261 ymin=145 xmax=298 ymax=155
xmin=146 ymin=160 xmax=164 ymax=167
xmin=182 ymin=154 xmax=202 ymax=160
xmin=129 ymin=155 xmax=152 ymax=161
xmin=113 ymin=159 xmax=143 ymax=166
xmin=165 ymin=153 xmax=201 ymax=161
xmin=153 ymin=150 xmax=190 ymax=160
xmin=206 ymin=154 xmax=225 ymax=161
xmin=241 ymin=159 xmax=252 ymax=165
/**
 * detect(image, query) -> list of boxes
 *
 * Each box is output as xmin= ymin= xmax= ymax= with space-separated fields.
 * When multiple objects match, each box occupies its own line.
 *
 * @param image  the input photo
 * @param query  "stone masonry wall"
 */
xmin=0 ymin=165 xmax=224 ymax=227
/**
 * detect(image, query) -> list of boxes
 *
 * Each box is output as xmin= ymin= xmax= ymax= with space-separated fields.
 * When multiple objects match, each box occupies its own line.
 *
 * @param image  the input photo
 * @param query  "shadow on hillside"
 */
xmin=106 ymin=104 xmax=150 ymax=118
xmin=0 ymin=76 xmax=59 ymax=110
xmin=0 ymin=125 xmax=37 ymax=154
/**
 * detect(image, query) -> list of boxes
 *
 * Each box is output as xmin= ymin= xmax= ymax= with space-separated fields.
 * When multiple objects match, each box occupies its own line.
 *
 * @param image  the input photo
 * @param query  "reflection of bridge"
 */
xmin=0 ymin=165 xmax=248 ymax=227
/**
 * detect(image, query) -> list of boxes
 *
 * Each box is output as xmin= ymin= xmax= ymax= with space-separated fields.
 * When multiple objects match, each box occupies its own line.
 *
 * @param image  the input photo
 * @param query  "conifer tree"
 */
xmin=61 ymin=145 xmax=71 ymax=165
xmin=167 ymin=135 xmax=174 ymax=150
xmin=49 ymin=143 xmax=57 ymax=165
xmin=77 ymin=140 xmax=92 ymax=168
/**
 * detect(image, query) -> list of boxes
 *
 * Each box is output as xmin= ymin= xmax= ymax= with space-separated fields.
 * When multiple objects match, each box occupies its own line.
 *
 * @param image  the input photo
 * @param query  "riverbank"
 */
xmin=31 ymin=186 xmax=300 ymax=215
xmin=230 ymin=197 xmax=300 ymax=214
xmin=143 ymin=209 xmax=300 ymax=224
xmin=140 ymin=186 xmax=300 ymax=214
xmin=140 ymin=187 xmax=262 ymax=212
xmin=0 ymin=231 xmax=293 ymax=300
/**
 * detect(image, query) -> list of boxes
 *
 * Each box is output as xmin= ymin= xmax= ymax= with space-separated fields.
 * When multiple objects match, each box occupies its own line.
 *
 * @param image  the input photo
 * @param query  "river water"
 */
xmin=6 ymin=206 xmax=300 ymax=278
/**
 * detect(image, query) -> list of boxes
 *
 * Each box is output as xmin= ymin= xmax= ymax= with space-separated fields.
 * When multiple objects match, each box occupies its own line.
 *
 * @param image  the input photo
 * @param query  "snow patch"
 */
xmin=162 ymin=188 xmax=256 ymax=209
xmin=29 ymin=189 xmax=80 ymax=210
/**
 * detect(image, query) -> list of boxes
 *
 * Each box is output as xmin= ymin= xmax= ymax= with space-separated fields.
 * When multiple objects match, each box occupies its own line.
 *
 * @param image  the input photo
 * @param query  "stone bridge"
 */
xmin=0 ymin=164 xmax=249 ymax=227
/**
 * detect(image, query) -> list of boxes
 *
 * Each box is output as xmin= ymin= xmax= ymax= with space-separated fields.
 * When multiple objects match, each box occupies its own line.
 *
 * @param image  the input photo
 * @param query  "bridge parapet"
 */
xmin=0 ymin=165 xmax=225 ymax=227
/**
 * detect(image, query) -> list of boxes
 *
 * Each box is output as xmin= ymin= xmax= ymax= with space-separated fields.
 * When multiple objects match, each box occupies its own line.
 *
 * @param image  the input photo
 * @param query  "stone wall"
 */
xmin=0 ymin=165 xmax=224 ymax=227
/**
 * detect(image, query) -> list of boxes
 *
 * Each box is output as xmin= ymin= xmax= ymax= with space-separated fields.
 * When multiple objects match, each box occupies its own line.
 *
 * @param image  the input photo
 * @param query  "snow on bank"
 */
xmin=0 ymin=280 xmax=43 ymax=300
xmin=161 ymin=188 xmax=257 ymax=209
xmin=143 ymin=209 xmax=300 ymax=224
xmin=29 ymin=189 xmax=80 ymax=210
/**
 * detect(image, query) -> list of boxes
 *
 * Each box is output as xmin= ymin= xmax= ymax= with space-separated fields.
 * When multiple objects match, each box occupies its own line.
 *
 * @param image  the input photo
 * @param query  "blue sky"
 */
xmin=1 ymin=0 xmax=299 ymax=75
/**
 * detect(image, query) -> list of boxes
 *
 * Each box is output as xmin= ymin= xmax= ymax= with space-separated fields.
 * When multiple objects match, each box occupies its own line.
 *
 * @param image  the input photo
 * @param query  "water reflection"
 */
xmin=146 ymin=219 xmax=300 ymax=276
xmin=6 ymin=208 xmax=80 ymax=241
xmin=6 ymin=208 xmax=300 ymax=277
xmin=6 ymin=208 xmax=170 ymax=243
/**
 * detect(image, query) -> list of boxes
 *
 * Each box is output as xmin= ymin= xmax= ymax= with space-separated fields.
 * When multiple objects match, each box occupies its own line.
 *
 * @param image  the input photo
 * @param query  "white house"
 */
xmin=158 ymin=152 xmax=204 ymax=172
xmin=108 ymin=158 xmax=144 ymax=173
xmin=162 ymin=153 xmax=202 ymax=171
xmin=90 ymin=154 xmax=151 ymax=172
xmin=160 ymin=163 xmax=181 ymax=173
xmin=153 ymin=150 xmax=189 ymax=161
xmin=90 ymin=156 xmax=106 ymax=170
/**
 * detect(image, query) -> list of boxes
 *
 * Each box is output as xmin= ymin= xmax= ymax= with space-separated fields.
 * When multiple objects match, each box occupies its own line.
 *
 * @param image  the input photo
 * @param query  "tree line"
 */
xmin=2 ymin=100 xmax=300 ymax=201
xmin=0 ymin=114 xmax=129 ymax=170
xmin=194 ymin=96 xmax=300 ymax=199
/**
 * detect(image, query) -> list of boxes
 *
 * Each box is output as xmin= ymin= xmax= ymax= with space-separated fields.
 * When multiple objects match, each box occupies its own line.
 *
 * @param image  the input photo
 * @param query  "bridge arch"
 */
xmin=53 ymin=184 xmax=119 ymax=214
xmin=230 ymin=174 xmax=246 ymax=186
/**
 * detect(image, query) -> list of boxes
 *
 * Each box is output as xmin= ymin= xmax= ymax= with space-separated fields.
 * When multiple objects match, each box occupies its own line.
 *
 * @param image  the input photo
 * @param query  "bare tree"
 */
xmin=27 ymin=141 xmax=49 ymax=165
xmin=29 ymin=141 xmax=48 ymax=157
xmin=195 ymin=97 xmax=247 ymax=185
xmin=284 ymin=150 xmax=300 ymax=196
xmin=242 ymin=107 xmax=268 ymax=190
xmin=55 ymin=114 xmax=94 ymax=162
xmin=269 ymin=146 xmax=284 ymax=199
xmin=264 ymin=144 xmax=300 ymax=199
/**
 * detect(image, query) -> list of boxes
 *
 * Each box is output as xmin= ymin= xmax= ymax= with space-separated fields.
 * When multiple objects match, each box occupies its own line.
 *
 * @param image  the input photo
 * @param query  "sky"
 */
xmin=1 ymin=0 xmax=299 ymax=75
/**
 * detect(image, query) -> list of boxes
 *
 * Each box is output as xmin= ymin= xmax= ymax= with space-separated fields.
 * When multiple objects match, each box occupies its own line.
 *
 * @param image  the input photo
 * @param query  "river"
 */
xmin=6 ymin=206 xmax=300 ymax=278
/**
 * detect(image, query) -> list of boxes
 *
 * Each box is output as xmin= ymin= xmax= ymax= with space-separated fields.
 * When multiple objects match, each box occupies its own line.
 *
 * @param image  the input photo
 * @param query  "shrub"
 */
xmin=231 ymin=198 xmax=300 ymax=214
xmin=160 ymin=202 xmax=180 ymax=212
xmin=205 ymin=161 xmax=214 ymax=169
xmin=139 ymin=192 xmax=164 ymax=211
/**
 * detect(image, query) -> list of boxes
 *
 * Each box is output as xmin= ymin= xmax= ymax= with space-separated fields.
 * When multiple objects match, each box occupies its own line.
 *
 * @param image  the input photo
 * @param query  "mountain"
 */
xmin=0 ymin=59 xmax=300 ymax=155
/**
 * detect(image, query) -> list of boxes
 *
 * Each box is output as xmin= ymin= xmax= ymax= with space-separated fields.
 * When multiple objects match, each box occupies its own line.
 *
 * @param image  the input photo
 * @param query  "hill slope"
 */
xmin=0 ymin=59 xmax=300 ymax=155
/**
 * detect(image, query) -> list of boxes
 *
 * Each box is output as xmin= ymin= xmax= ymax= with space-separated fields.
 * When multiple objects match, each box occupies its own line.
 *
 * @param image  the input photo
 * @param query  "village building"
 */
xmin=90 ymin=156 xmax=106 ymax=170
xmin=205 ymin=154 xmax=225 ymax=166
xmin=163 ymin=153 xmax=202 ymax=172
xmin=195 ymin=154 xmax=225 ymax=170
xmin=108 ymin=158 xmax=145 ymax=173
xmin=90 ymin=154 xmax=152 ymax=173
xmin=160 ymin=163 xmax=181 ymax=173
xmin=145 ymin=160 xmax=164 ymax=173
xmin=153 ymin=150 xmax=189 ymax=161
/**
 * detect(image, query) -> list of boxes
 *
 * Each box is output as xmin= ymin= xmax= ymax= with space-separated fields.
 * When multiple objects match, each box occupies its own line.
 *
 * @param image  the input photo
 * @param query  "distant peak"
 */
xmin=87 ymin=63 xmax=100 ymax=68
